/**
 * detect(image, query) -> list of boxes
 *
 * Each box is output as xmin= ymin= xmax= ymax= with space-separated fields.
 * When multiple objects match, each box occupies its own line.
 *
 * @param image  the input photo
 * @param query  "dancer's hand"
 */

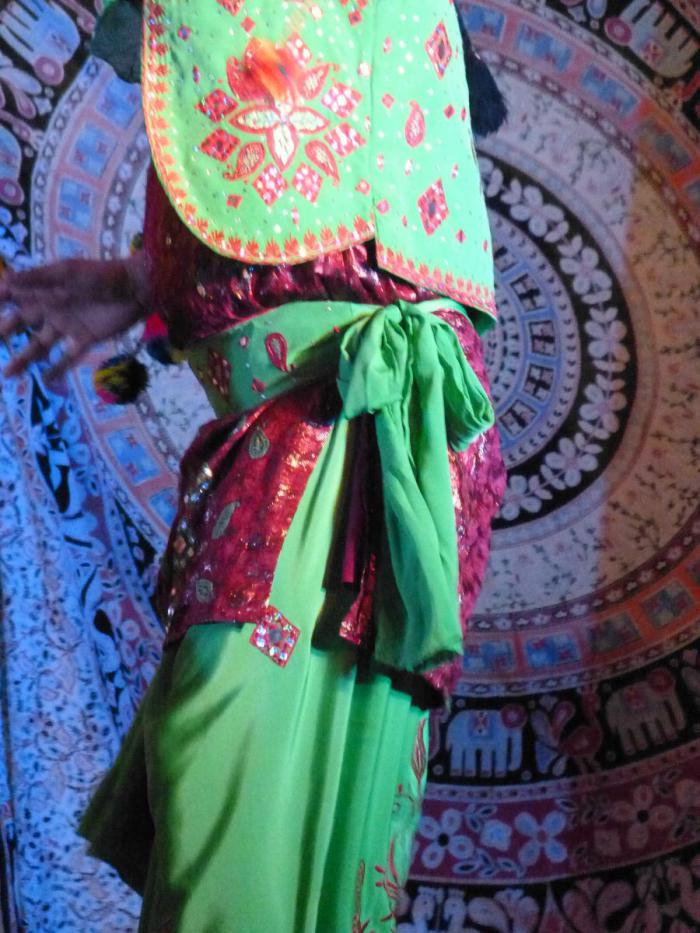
xmin=0 ymin=252 xmax=151 ymax=379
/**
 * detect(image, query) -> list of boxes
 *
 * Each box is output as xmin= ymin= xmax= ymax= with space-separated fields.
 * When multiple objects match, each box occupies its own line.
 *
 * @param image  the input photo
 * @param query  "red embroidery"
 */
xmin=232 ymin=104 xmax=330 ymax=172
xmin=193 ymin=36 xmax=366 ymax=204
xmin=253 ymin=164 xmax=288 ymax=205
xmin=352 ymin=862 xmax=370 ymax=933
xmin=197 ymin=89 xmax=237 ymax=122
xmin=201 ymin=128 xmax=240 ymax=161
xmin=292 ymin=163 xmax=323 ymax=203
xmin=425 ymin=21 xmax=453 ymax=78
xmin=286 ymin=32 xmax=313 ymax=67
xmin=321 ymin=82 xmax=362 ymax=117
xmin=226 ymin=142 xmax=265 ymax=180
xmin=374 ymin=839 xmax=402 ymax=923
xmin=404 ymin=101 xmax=426 ymax=148
xmin=305 ymin=140 xmax=340 ymax=184
xmin=216 ymin=0 xmax=243 ymax=15
xmin=411 ymin=719 xmax=427 ymax=787
xmin=375 ymin=242 xmax=497 ymax=318
xmin=325 ymin=122 xmax=366 ymax=157
xmin=249 ymin=616 xmax=300 ymax=666
xmin=340 ymin=0 xmax=369 ymax=27
xmin=265 ymin=333 xmax=294 ymax=373
xmin=417 ymin=179 xmax=448 ymax=235
xmin=143 ymin=6 xmax=374 ymax=263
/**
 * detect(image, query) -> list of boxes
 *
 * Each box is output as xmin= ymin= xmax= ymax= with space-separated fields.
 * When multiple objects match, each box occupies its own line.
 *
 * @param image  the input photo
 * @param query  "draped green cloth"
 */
xmin=186 ymin=298 xmax=494 ymax=673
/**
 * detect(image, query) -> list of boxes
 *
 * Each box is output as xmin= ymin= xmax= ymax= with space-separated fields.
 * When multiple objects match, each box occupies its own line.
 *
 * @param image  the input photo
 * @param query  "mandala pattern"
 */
xmin=0 ymin=0 xmax=697 ymax=930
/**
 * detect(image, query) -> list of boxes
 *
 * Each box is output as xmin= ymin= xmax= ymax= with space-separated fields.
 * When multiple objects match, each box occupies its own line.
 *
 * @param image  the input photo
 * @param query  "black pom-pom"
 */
xmin=458 ymin=19 xmax=508 ymax=137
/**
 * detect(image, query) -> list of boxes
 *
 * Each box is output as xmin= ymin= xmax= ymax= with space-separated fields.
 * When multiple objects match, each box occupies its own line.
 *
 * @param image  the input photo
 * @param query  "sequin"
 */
xmin=249 ymin=616 xmax=300 ymax=667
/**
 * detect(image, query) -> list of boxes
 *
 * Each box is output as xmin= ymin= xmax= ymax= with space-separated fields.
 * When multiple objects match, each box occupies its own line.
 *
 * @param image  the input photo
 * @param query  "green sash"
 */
xmin=186 ymin=298 xmax=494 ymax=673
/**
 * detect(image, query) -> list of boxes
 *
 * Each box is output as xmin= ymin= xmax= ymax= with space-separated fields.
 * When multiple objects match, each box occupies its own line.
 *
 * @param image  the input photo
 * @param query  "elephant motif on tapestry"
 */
xmin=397 ymin=885 xmax=441 ymax=933
xmin=604 ymin=668 xmax=685 ymax=756
xmin=0 ymin=126 xmax=23 ymax=207
xmin=0 ymin=0 xmax=81 ymax=86
xmin=604 ymin=0 xmax=699 ymax=79
xmin=445 ymin=704 xmax=527 ymax=777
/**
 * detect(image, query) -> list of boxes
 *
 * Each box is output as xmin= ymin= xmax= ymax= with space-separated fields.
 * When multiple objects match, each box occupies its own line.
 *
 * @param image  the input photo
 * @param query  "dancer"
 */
xmin=0 ymin=1 xmax=506 ymax=929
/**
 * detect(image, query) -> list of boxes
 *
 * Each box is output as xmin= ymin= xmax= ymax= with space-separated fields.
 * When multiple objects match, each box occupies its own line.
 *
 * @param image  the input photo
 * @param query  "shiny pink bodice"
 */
xmin=143 ymin=165 xmax=437 ymax=348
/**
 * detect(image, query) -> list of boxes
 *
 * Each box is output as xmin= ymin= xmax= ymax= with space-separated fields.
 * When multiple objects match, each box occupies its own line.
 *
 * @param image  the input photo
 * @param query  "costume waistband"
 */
xmin=184 ymin=298 xmax=495 ymax=674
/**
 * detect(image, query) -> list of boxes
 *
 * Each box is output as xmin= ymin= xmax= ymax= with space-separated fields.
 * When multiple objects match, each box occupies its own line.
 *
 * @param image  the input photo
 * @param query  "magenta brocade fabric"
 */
xmin=144 ymin=166 xmax=506 ymax=701
xmin=142 ymin=165 xmax=439 ymax=346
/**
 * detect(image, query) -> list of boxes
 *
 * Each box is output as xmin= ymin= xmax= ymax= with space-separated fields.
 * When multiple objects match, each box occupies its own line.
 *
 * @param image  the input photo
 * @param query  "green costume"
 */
xmin=82 ymin=3 xmax=503 ymax=930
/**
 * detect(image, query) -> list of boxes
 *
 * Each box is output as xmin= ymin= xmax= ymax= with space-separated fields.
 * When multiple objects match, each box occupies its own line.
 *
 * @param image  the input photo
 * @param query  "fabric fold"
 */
xmin=337 ymin=302 xmax=494 ymax=671
xmin=184 ymin=297 xmax=494 ymax=675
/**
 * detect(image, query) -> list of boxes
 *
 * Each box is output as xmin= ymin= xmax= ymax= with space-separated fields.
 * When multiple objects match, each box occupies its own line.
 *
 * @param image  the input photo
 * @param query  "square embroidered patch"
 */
xmin=418 ymin=179 xmax=449 ymax=235
xmin=197 ymin=89 xmax=237 ymax=122
xmin=253 ymin=164 xmax=288 ymax=205
xmin=293 ymin=163 xmax=323 ymax=203
xmin=425 ymin=22 xmax=453 ymax=79
xmin=250 ymin=617 xmax=300 ymax=667
xmin=201 ymin=128 xmax=240 ymax=161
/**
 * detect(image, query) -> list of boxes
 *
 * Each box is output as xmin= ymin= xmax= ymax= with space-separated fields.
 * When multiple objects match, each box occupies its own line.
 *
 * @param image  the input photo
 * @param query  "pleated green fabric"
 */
xmin=186 ymin=297 xmax=494 ymax=675
xmin=337 ymin=302 xmax=495 ymax=671
xmin=80 ymin=624 xmax=428 ymax=932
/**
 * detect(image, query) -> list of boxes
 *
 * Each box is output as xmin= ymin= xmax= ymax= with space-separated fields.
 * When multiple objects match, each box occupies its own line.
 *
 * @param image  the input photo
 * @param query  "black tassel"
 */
xmin=458 ymin=18 xmax=508 ymax=137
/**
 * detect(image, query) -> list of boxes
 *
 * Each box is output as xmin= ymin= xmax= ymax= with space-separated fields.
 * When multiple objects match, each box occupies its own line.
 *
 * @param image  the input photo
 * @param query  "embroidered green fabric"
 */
xmin=185 ymin=297 xmax=495 ymax=673
xmin=91 ymin=0 xmax=498 ymax=325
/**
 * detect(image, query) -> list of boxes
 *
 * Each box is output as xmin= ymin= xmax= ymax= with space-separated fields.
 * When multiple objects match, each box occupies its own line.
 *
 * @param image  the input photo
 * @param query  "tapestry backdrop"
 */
xmin=0 ymin=0 xmax=698 ymax=930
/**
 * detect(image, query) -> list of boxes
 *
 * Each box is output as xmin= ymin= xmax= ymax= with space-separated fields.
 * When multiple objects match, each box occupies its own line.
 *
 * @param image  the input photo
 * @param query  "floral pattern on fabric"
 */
xmin=141 ymin=164 xmax=451 ymax=349
xmin=215 ymin=36 xmax=366 ymax=210
xmin=141 ymin=0 xmax=497 ymax=319
xmin=354 ymin=718 xmax=429 ymax=930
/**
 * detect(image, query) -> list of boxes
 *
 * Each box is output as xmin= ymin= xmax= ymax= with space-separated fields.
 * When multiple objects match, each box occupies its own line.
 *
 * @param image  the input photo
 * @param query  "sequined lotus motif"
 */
xmin=197 ymin=35 xmax=366 ymax=207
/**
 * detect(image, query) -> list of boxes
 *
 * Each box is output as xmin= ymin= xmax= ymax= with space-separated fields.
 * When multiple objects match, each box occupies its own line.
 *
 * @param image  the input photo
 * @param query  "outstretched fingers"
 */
xmin=3 ymin=320 xmax=60 ymax=377
xmin=0 ymin=306 xmax=28 ymax=341
xmin=44 ymin=335 xmax=89 ymax=381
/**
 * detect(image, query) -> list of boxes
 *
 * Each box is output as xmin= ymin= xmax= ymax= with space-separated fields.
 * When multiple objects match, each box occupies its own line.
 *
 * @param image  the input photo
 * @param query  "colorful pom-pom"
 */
xmin=93 ymin=354 xmax=149 ymax=405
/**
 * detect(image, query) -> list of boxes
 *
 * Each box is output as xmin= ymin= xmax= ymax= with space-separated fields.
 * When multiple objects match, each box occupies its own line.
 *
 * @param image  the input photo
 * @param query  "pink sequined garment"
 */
xmin=143 ymin=166 xmax=439 ymax=347
xmin=145 ymin=167 xmax=506 ymax=703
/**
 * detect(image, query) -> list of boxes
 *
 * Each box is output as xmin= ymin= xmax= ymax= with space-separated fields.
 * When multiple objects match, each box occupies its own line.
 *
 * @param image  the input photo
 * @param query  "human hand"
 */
xmin=0 ymin=253 xmax=151 ymax=380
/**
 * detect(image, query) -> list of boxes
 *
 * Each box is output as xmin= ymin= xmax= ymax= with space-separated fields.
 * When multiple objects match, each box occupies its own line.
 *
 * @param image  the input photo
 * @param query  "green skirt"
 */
xmin=80 ymin=623 xmax=428 ymax=932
